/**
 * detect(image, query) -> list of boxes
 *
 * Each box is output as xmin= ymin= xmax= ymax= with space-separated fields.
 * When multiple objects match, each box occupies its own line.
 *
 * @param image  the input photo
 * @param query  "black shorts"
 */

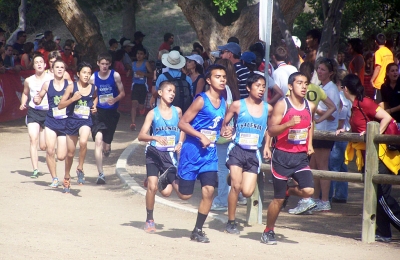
xmin=226 ymin=143 xmax=261 ymax=174
xmin=66 ymin=117 xmax=92 ymax=136
xmin=145 ymin=145 xmax=176 ymax=177
xmin=271 ymin=148 xmax=314 ymax=199
xmin=45 ymin=116 xmax=67 ymax=136
xmin=313 ymin=139 xmax=334 ymax=149
xmin=178 ymin=171 xmax=218 ymax=196
xmin=26 ymin=108 xmax=47 ymax=129
xmin=91 ymin=108 xmax=120 ymax=143
xmin=131 ymin=84 xmax=147 ymax=105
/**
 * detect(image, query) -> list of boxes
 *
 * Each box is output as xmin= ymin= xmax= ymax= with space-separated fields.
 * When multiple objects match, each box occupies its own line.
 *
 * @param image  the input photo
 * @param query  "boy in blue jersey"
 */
xmin=222 ymin=73 xmax=273 ymax=234
xmin=90 ymin=53 xmax=125 ymax=184
xmin=138 ymin=81 xmax=185 ymax=233
xmin=158 ymin=64 xmax=231 ymax=243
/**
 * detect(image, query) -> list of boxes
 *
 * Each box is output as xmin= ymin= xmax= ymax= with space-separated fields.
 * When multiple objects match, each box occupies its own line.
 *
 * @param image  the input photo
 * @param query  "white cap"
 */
xmin=123 ymin=40 xmax=134 ymax=47
xmin=185 ymin=54 xmax=204 ymax=66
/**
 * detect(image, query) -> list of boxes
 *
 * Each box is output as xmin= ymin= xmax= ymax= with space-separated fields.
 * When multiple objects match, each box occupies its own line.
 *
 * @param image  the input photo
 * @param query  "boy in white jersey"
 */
xmin=222 ymin=73 xmax=273 ymax=235
xmin=138 ymin=81 xmax=184 ymax=233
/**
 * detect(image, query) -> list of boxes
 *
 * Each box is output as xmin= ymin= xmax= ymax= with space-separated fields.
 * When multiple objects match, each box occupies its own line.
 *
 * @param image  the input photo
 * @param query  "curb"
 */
xmin=115 ymin=138 xmax=228 ymax=223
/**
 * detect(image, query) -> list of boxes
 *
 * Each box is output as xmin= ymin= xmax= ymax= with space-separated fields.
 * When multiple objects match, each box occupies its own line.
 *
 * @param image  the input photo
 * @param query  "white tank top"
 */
xmin=28 ymin=73 xmax=52 ymax=110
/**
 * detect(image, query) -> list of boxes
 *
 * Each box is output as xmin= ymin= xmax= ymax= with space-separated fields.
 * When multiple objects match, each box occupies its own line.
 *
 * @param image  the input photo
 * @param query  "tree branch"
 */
xmin=6 ymin=0 xmax=26 ymax=45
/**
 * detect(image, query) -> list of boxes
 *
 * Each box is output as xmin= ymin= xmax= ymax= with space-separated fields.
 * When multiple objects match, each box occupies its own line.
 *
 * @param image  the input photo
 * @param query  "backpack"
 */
xmin=155 ymin=60 xmax=164 ymax=79
xmin=163 ymin=72 xmax=193 ymax=113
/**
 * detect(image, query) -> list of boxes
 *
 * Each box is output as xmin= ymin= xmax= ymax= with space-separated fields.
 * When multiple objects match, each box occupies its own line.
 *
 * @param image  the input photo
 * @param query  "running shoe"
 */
xmin=48 ymin=178 xmax=59 ymax=188
xmin=312 ymin=200 xmax=331 ymax=212
xmin=237 ymin=197 xmax=247 ymax=205
xmin=144 ymin=220 xmax=156 ymax=233
xmin=130 ymin=123 xmax=136 ymax=131
xmin=63 ymin=178 xmax=71 ymax=194
xmin=96 ymin=173 xmax=106 ymax=185
xmin=31 ymin=169 xmax=39 ymax=179
xmin=288 ymin=198 xmax=317 ymax=215
xmin=210 ymin=204 xmax=228 ymax=211
xmin=375 ymin=234 xmax=392 ymax=243
xmin=157 ymin=166 xmax=176 ymax=192
xmin=225 ymin=222 xmax=240 ymax=235
xmin=190 ymin=228 xmax=210 ymax=243
xmin=261 ymin=230 xmax=277 ymax=245
xmin=76 ymin=169 xmax=85 ymax=185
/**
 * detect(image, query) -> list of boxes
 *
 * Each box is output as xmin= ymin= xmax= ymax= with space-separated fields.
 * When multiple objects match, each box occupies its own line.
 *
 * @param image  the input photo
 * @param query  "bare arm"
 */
xmin=267 ymin=84 xmax=284 ymax=105
xmin=58 ymin=84 xmax=80 ymax=109
xmin=352 ymin=55 xmax=365 ymax=75
xmin=375 ymin=107 xmax=392 ymax=134
xmin=307 ymin=102 xmax=316 ymax=155
xmin=315 ymin=96 xmax=337 ymax=123
xmin=108 ymin=71 xmax=125 ymax=105
xmin=194 ymin=78 xmax=206 ymax=96
xmin=19 ymin=78 xmax=30 ymax=110
xmin=33 ymin=81 xmax=50 ymax=105
xmin=138 ymin=110 xmax=159 ymax=143
xmin=221 ymin=100 xmax=240 ymax=139
xmin=370 ymin=65 xmax=381 ymax=88
xmin=268 ymin=99 xmax=300 ymax=137
xmin=63 ymin=71 xmax=72 ymax=81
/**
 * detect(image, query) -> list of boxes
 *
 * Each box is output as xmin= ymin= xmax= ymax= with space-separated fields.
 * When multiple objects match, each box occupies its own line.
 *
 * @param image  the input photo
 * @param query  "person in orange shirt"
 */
xmin=371 ymin=33 xmax=394 ymax=102
xmin=347 ymin=38 xmax=365 ymax=83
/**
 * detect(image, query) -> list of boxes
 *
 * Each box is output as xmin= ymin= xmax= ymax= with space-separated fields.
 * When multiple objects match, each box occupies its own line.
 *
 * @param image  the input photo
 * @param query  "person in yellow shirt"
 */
xmin=371 ymin=33 xmax=394 ymax=103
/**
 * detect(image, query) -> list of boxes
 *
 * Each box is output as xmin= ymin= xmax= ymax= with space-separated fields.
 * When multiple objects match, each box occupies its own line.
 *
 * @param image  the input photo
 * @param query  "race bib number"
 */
xmin=35 ymin=98 xmax=49 ymax=110
xmin=155 ymin=135 xmax=176 ymax=152
xmin=74 ymin=105 xmax=90 ymax=119
xmin=52 ymin=107 xmax=67 ymax=119
xmin=238 ymin=133 xmax=259 ymax=150
xmin=288 ymin=128 xmax=308 ymax=144
xmin=201 ymin=129 xmax=217 ymax=148
xmin=134 ymin=72 xmax=144 ymax=81
xmin=99 ymin=93 xmax=113 ymax=105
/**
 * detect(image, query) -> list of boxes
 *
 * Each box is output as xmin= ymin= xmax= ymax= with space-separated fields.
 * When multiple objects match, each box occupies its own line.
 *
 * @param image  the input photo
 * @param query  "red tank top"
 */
xmin=275 ymin=97 xmax=312 ymax=153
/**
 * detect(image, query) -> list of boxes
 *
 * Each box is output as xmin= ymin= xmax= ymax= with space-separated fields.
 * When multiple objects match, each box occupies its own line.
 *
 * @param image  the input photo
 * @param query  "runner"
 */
xmin=261 ymin=72 xmax=316 ymax=245
xmin=46 ymin=51 xmax=72 ymax=81
xmin=19 ymin=53 xmax=52 ymax=178
xmin=58 ymin=62 xmax=98 ymax=193
xmin=157 ymin=64 xmax=231 ymax=243
xmin=138 ymin=81 xmax=185 ymax=233
xmin=33 ymin=59 xmax=72 ymax=187
xmin=223 ymin=73 xmax=272 ymax=235
xmin=90 ymin=53 xmax=125 ymax=184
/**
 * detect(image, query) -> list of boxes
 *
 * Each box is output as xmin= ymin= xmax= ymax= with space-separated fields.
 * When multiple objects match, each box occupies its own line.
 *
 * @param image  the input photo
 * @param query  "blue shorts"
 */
xmin=45 ymin=116 xmax=66 ymax=136
xmin=65 ymin=117 xmax=92 ymax=136
xmin=178 ymin=139 xmax=218 ymax=181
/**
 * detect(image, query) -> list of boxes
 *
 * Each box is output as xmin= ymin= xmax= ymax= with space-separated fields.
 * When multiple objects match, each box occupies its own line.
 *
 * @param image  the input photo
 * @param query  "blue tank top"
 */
xmin=67 ymin=82 xmax=95 ymax=120
xmin=150 ymin=106 xmax=180 ymax=151
xmin=186 ymin=92 xmax=226 ymax=147
xmin=234 ymin=99 xmax=268 ymax=150
xmin=47 ymin=79 xmax=69 ymax=119
xmin=95 ymin=70 xmax=119 ymax=109
xmin=132 ymin=60 xmax=147 ymax=84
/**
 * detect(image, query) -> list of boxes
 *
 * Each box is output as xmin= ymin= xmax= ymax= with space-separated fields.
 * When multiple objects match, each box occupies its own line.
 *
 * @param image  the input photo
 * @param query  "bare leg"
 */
xmin=198 ymin=185 xmax=215 ymax=215
xmin=65 ymin=135 xmax=78 ymax=180
xmin=131 ymin=100 xmax=139 ymax=126
xmin=77 ymin=126 xmax=91 ymax=171
xmin=27 ymin=123 xmax=40 ymax=171
xmin=95 ymin=132 xmax=103 ymax=173
xmin=56 ymin=135 xmax=67 ymax=161
xmin=146 ymin=176 xmax=158 ymax=210
xmin=44 ymin=127 xmax=57 ymax=179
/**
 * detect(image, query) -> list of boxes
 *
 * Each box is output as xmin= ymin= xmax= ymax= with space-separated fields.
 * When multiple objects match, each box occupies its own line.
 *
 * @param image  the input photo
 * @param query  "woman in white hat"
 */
xmin=185 ymin=54 xmax=205 ymax=96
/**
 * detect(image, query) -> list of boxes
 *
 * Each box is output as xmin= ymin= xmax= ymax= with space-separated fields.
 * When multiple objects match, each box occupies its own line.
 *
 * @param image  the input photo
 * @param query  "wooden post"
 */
xmin=362 ymin=121 xmax=379 ymax=243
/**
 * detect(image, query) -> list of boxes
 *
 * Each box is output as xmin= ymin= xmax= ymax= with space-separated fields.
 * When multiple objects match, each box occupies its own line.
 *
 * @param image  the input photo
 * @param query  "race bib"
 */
xmin=288 ymin=128 xmax=308 ymax=144
xmin=52 ymin=107 xmax=67 ymax=119
xmin=35 ymin=98 xmax=49 ymax=110
xmin=201 ymin=129 xmax=217 ymax=147
xmin=134 ymin=72 xmax=144 ymax=81
xmin=238 ymin=133 xmax=259 ymax=150
xmin=155 ymin=135 xmax=176 ymax=152
xmin=99 ymin=93 xmax=113 ymax=105
xmin=74 ymin=105 xmax=90 ymax=119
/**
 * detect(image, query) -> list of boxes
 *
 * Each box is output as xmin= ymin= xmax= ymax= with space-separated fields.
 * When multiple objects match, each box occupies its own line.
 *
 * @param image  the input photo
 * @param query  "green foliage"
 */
xmin=213 ymin=0 xmax=239 ymax=15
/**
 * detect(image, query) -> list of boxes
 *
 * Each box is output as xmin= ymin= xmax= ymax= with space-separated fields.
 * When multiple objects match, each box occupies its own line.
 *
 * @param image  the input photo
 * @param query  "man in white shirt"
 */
xmin=272 ymin=46 xmax=298 ymax=96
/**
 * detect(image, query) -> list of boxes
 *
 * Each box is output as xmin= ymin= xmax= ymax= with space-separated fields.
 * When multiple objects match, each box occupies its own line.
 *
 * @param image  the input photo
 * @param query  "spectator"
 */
xmin=113 ymin=49 xmax=126 ymax=72
xmin=227 ymin=36 xmax=239 ymax=44
xmin=54 ymin=36 xmax=62 ymax=51
xmin=337 ymin=52 xmax=347 ymax=70
xmin=305 ymin=29 xmax=321 ymax=64
xmin=1 ymin=45 xmax=21 ymax=72
xmin=20 ymin=42 xmax=34 ymax=70
xmin=185 ymin=54 xmax=205 ymax=96
xmin=193 ymin=42 xmax=210 ymax=69
xmin=12 ymin=30 xmax=26 ymax=56
xmin=61 ymin=44 xmax=75 ymax=71
xmin=272 ymin=46 xmax=298 ymax=96
xmin=363 ymin=52 xmax=375 ymax=99
xmin=33 ymin=33 xmax=44 ymax=52
xmin=347 ymin=38 xmax=365 ymax=83
xmin=240 ymin=51 xmax=257 ymax=72
xmin=108 ymin=38 xmax=119 ymax=68
xmin=158 ymin=33 xmax=174 ymax=52
xmin=130 ymin=31 xmax=148 ymax=61
xmin=121 ymin=39 xmax=134 ymax=71
xmin=218 ymin=42 xmax=250 ymax=98
xmin=380 ymin=63 xmax=400 ymax=122
xmin=44 ymin=30 xmax=53 ymax=42
xmin=42 ymin=40 xmax=57 ymax=68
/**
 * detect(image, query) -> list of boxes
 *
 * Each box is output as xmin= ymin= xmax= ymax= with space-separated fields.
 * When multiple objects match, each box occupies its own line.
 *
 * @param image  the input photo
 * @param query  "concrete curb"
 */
xmin=115 ymin=138 xmax=228 ymax=223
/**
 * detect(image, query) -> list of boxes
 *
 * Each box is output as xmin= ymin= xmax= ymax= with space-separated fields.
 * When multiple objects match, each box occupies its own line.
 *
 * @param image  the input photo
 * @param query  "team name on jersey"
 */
xmin=155 ymin=126 xmax=179 ymax=132
xmin=99 ymin=85 xmax=113 ymax=92
xmin=288 ymin=114 xmax=310 ymax=121
xmin=237 ymin=122 xmax=263 ymax=130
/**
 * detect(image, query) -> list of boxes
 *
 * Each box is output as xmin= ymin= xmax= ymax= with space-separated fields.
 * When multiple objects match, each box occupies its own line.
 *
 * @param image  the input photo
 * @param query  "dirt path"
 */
xmin=0 ymin=115 xmax=399 ymax=259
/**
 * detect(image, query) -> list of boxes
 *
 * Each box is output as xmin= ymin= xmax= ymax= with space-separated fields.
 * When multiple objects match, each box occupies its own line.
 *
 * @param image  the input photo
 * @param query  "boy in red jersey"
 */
xmin=261 ymin=72 xmax=316 ymax=245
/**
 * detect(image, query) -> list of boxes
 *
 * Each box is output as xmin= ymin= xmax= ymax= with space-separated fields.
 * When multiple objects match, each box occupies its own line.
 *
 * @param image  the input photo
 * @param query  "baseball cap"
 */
xmin=134 ymin=31 xmax=145 ymax=39
xmin=35 ymin=33 xmax=44 ymax=40
xmin=185 ymin=54 xmax=204 ymax=66
xmin=240 ymin=51 xmax=256 ymax=65
xmin=217 ymin=42 xmax=241 ymax=56
xmin=123 ymin=40 xmax=134 ymax=47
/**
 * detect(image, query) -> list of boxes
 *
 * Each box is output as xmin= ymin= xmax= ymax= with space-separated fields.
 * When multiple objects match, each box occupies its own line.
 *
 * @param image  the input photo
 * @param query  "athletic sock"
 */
xmin=228 ymin=219 xmax=236 ymax=225
xmin=146 ymin=208 xmax=154 ymax=222
xmin=194 ymin=212 xmax=208 ymax=230
xmin=264 ymin=226 xmax=273 ymax=233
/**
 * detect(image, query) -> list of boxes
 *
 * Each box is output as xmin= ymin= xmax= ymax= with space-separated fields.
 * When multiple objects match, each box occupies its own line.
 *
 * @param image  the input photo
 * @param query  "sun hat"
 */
xmin=185 ymin=54 xmax=204 ymax=66
xmin=240 ymin=51 xmax=256 ymax=64
xmin=162 ymin=50 xmax=186 ymax=69
xmin=217 ymin=42 xmax=241 ymax=56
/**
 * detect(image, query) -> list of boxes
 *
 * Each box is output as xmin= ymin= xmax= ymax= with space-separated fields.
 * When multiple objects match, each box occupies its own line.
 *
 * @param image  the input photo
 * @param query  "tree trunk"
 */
xmin=6 ymin=0 xmax=26 ymax=45
xmin=122 ymin=0 xmax=137 ymax=40
xmin=177 ymin=0 xmax=305 ymax=57
xmin=52 ymin=0 xmax=107 ymax=65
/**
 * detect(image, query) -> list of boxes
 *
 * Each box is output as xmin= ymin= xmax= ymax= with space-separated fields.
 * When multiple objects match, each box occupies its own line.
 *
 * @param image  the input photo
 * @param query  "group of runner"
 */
xmin=20 ymin=52 xmax=124 ymax=193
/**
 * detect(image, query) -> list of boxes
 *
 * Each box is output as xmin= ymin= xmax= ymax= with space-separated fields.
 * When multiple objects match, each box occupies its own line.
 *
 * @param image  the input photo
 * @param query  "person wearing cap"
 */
xmin=108 ymin=38 xmax=119 ymax=68
xmin=272 ymin=46 xmax=298 ymax=96
xmin=130 ymin=31 xmax=148 ymax=62
xmin=185 ymin=54 xmax=205 ymax=96
xmin=121 ymin=39 xmax=134 ymax=70
xmin=151 ymin=50 xmax=192 ymax=107
xmin=34 ymin=33 xmax=44 ymax=52
xmin=219 ymin=42 xmax=250 ymax=99
xmin=158 ymin=33 xmax=174 ymax=52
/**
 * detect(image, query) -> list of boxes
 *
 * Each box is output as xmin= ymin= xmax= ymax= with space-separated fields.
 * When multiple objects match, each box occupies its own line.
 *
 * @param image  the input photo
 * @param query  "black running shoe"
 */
xmin=225 ymin=222 xmax=240 ymax=235
xmin=190 ymin=228 xmax=210 ymax=243
xmin=261 ymin=230 xmax=277 ymax=245
xmin=157 ymin=166 xmax=176 ymax=192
